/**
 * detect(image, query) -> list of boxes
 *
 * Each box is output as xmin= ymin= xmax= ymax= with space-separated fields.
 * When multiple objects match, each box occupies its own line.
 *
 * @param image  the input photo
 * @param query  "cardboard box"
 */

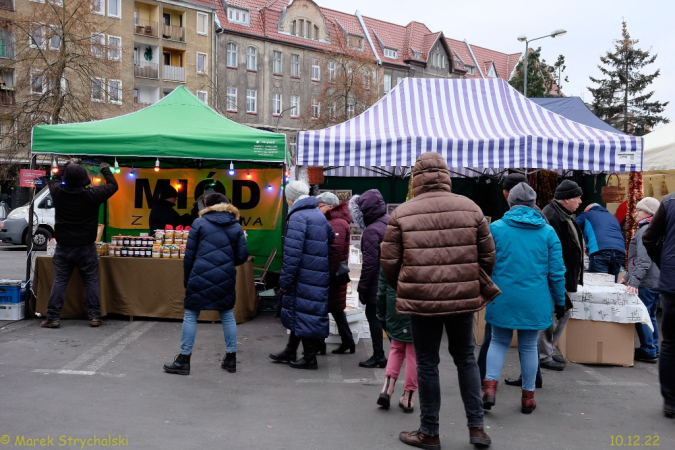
xmin=473 ymin=307 xmax=517 ymax=347
xmin=558 ymin=318 xmax=634 ymax=367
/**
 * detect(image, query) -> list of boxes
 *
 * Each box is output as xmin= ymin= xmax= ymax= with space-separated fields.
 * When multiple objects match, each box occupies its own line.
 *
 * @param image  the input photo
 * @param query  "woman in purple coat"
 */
xmin=316 ymin=192 xmax=356 ymax=354
xmin=350 ymin=189 xmax=390 ymax=368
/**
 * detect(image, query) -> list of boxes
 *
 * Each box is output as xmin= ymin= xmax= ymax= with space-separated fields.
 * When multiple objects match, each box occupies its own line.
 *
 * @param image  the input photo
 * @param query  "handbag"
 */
xmin=479 ymin=268 xmax=501 ymax=302
xmin=334 ymin=261 xmax=351 ymax=286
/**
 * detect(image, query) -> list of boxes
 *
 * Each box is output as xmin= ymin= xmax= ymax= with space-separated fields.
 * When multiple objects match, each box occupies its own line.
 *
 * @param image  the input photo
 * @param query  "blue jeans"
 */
xmin=477 ymin=322 xmax=542 ymax=385
xmin=588 ymin=249 xmax=625 ymax=279
xmin=411 ymin=314 xmax=484 ymax=435
xmin=636 ymin=287 xmax=660 ymax=358
xmin=486 ymin=326 xmax=539 ymax=391
xmin=180 ymin=309 xmax=237 ymax=355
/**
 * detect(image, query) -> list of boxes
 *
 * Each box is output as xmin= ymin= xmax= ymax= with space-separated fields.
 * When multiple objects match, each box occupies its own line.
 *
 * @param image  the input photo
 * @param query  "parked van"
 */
xmin=0 ymin=188 xmax=54 ymax=250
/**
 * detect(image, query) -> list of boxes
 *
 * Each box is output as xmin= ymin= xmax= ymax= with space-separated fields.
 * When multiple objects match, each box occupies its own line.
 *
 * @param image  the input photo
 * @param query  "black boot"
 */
xmin=290 ymin=339 xmax=318 ymax=370
xmin=269 ymin=349 xmax=297 ymax=364
xmin=359 ymin=352 xmax=387 ymax=368
xmin=332 ymin=342 xmax=356 ymax=354
xmin=504 ymin=376 xmax=543 ymax=389
xmin=163 ymin=353 xmax=191 ymax=375
xmin=221 ymin=353 xmax=236 ymax=373
xmin=317 ymin=341 xmax=327 ymax=356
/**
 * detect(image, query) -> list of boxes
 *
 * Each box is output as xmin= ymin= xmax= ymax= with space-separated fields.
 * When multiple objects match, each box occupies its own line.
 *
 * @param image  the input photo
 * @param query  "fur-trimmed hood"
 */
xmin=199 ymin=203 xmax=240 ymax=227
xmin=199 ymin=202 xmax=240 ymax=219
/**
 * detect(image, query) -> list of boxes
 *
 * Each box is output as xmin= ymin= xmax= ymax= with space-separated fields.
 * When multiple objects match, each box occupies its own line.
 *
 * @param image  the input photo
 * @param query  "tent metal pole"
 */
xmin=25 ymin=153 xmax=37 ymax=293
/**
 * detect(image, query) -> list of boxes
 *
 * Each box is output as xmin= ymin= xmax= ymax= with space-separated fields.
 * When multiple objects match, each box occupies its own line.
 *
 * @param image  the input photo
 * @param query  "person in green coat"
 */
xmin=375 ymin=269 xmax=417 ymax=413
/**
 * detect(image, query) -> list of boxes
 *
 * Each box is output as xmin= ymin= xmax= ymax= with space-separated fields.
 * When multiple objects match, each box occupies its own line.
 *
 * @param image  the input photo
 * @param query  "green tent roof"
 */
xmin=31 ymin=86 xmax=287 ymax=163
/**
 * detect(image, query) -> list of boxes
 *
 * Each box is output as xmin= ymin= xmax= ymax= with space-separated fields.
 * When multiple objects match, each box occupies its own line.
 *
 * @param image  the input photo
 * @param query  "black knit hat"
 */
xmin=204 ymin=192 xmax=230 ymax=207
xmin=502 ymin=173 xmax=527 ymax=192
xmin=63 ymin=164 xmax=91 ymax=188
xmin=160 ymin=185 xmax=179 ymax=200
xmin=554 ymin=179 xmax=583 ymax=200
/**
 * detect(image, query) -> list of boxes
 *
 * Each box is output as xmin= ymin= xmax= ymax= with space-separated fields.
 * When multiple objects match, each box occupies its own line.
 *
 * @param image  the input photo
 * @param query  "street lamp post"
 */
xmin=517 ymin=29 xmax=567 ymax=97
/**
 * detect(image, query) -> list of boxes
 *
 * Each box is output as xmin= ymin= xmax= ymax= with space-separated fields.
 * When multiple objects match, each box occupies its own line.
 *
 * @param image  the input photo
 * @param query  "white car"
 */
xmin=0 ymin=188 xmax=55 ymax=250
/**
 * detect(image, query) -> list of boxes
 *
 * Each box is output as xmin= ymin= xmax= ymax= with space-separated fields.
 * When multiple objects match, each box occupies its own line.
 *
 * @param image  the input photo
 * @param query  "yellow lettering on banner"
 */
xmin=106 ymin=168 xmax=283 ymax=230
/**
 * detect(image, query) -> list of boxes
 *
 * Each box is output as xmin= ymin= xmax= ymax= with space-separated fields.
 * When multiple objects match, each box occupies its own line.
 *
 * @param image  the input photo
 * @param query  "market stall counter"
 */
xmin=34 ymin=256 xmax=258 ymax=323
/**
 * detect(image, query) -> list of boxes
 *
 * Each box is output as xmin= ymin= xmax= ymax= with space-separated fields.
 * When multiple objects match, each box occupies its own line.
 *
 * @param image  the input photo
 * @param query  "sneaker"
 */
xmin=40 ymin=319 xmax=60 ymax=328
xmin=399 ymin=430 xmax=440 ymax=450
xmin=90 ymin=318 xmax=103 ymax=327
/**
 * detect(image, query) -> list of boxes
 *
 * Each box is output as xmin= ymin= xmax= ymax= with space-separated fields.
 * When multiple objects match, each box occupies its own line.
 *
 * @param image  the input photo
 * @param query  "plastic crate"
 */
xmin=0 ymin=302 xmax=25 ymax=321
xmin=258 ymin=289 xmax=278 ymax=313
xmin=0 ymin=283 xmax=25 ymax=304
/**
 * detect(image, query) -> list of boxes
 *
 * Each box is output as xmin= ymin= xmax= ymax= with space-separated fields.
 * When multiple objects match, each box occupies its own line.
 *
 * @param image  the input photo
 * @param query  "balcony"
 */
xmin=132 ymin=99 xmax=152 ymax=110
xmin=134 ymin=19 xmax=158 ymax=38
xmin=134 ymin=61 xmax=158 ymax=78
xmin=162 ymin=24 xmax=184 ymax=42
xmin=0 ymin=0 xmax=13 ymax=11
xmin=163 ymin=65 xmax=184 ymax=82
xmin=0 ymin=87 xmax=15 ymax=106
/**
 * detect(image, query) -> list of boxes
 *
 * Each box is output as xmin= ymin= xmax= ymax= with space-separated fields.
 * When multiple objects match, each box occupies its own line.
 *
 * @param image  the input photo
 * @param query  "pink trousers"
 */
xmin=385 ymin=339 xmax=418 ymax=391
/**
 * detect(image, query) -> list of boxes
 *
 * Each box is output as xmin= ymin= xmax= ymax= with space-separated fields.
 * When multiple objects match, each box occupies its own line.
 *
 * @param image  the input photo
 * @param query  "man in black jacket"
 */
xmin=40 ymin=161 xmax=118 ymax=328
xmin=149 ymin=185 xmax=191 ymax=231
xmin=539 ymin=180 xmax=584 ymax=371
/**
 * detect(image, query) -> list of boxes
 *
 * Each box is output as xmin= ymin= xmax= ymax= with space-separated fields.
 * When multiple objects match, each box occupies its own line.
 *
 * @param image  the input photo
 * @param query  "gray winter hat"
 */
xmin=285 ymin=180 xmax=310 ymax=202
xmin=315 ymin=192 xmax=339 ymax=206
xmin=508 ymin=182 xmax=537 ymax=209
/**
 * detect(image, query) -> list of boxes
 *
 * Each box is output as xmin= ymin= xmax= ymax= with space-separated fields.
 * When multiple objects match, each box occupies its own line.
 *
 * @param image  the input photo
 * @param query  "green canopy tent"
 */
xmin=30 ymin=86 xmax=287 ymax=269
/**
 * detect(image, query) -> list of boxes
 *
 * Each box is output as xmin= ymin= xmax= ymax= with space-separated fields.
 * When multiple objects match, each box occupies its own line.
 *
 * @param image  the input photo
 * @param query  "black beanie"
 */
xmin=502 ymin=173 xmax=527 ymax=192
xmin=63 ymin=164 xmax=91 ymax=188
xmin=554 ymin=179 xmax=583 ymax=200
xmin=160 ymin=185 xmax=179 ymax=200
xmin=205 ymin=193 xmax=230 ymax=207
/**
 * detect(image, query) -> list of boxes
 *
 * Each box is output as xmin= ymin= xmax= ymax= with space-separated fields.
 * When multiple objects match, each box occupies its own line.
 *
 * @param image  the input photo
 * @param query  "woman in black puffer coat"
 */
xmin=163 ymin=193 xmax=248 ymax=376
xmin=350 ymin=189 xmax=390 ymax=368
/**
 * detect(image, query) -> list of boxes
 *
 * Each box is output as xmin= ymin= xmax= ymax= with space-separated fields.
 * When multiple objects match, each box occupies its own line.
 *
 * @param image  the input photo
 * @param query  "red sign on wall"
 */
xmin=19 ymin=169 xmax=46 ymax=188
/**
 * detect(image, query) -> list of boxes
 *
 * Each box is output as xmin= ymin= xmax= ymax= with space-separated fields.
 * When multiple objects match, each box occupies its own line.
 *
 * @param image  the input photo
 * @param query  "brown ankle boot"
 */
xmin=399 ymin=389 xmax=415 ymax=413
xmin=521 ymin=389 xmax=537 ymax=414
xmin=469 ymin=427 xmax=491 ymax=447
xmin=482 ymin=379 xmax=498 ymax=410
xmin=377 ymin=375 xmax=396 ymax=409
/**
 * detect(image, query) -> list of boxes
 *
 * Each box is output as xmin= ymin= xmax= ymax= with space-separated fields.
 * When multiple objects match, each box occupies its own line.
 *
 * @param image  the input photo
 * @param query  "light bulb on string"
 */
xmin=51 ymin=158 xmax=59 ymax=174
xmin=128 ymin=166 xmax=135 ymax=178
xmin=154 ymin=158 xmax=160 ymax=172
xmin=284 ymin=170 xmax=290 ymax=183
xmin=114 ymin=158 xmax=120 ymax=174
xmin=246 ymin=168 xmax=251 ymax=180
xmin=266 ymin=183 xmax=273 ymax=192
xmin=175 ymin=182 xmax=182 ymax=191
xmin=229 ymin=161 xmax=235 ymax=176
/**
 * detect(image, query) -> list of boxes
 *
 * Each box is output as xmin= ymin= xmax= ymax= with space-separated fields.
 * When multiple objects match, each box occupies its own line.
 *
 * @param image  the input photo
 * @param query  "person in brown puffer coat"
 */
xmin=316 ymin=192 xmax=356 ymax=355
xmin=381 ymin=151 xmax=495 ymax=450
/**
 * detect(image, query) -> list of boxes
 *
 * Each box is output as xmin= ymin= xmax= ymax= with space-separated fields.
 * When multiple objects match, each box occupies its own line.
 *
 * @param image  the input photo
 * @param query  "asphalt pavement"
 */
xmin=0 ymin=247 xmax=673 ymax=449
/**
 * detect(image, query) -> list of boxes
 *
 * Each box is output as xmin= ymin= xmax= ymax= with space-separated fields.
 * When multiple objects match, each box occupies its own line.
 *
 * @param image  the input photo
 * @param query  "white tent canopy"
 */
xmin=643 ymin=122 xmax=675 ymax=171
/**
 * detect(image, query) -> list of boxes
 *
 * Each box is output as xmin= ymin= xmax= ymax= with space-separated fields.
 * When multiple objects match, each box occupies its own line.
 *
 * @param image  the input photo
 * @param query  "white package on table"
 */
xmin=568 ymin=284 xmax=653 ymax=331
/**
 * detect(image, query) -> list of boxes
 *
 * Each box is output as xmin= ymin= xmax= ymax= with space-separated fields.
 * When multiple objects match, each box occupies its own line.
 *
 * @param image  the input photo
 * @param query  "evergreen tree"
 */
xmin=509 ymin=47 xmax=555 ymax=98
xmin=588 ymin=21 xmax=669 ymax=135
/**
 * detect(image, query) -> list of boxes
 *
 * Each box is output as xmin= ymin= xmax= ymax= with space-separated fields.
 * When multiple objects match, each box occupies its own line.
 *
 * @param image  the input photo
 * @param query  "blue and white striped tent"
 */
xmin=297 ymin=78 xmax=642 ymax=177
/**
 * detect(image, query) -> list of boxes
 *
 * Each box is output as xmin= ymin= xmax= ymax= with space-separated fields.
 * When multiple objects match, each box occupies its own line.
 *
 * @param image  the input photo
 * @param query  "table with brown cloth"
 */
xmin=34 ymin=256 xmax=258 ymax=323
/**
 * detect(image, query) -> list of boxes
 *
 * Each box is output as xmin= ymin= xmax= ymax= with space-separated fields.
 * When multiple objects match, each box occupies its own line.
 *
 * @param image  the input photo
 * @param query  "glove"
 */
xmin=378 ymin=317 xmax=387 ymax=333
xmin=554 ymin=304 xmax=566 ymax=320
xmin=274 ymin=288 xmax=287 ymax=318
xmin=100 ymin=161 xmax=110 ymax=170
xmin=358 ymin=292 xmax=366 ymax=305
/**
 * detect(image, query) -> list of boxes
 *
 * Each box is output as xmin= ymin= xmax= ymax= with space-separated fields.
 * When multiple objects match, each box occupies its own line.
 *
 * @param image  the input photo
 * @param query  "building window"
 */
xmin=383 ymin=48 xmax=397 ymax=59
xmin=108 ymin=35 xmax=121 ymax=61
xmin=487 ymin=64 xmax=497 ymax=78
xmin=91 ymin=77 xmax=105 ymax=102
xmin=347 ymin=35 xmax=363 ymax=50
xmin=290 ymin=95 xmax=299 ymax=117
xmin=197 ymin=12 xmax=208 ymax=35
xmin=347 ymin=103 xmax=354 ymax=118
xmin=441 ymin=55 xmax=446 ymax=68
xmin=272 ymin=50 xmax=282 ymax=75
xmin=30 ymin=70 xmax=45 ymax=95
xmin=311 ymin=58 xmax=320 ymax=80
xmin=246 ymin=46 xmax=257 ymax=71
xmin=326 ymin=103 xmax=335 ymax=119
xmin=91 ymin=32 xmax=104 ymax=58
xmin=48 ymin=25 xmax=61 ymax=51
xmin=197 ymin=90 xmax=208 ymax=103
xmin=108 ymin=0 xmax=121 ymax=18
xmin=396 ymin=76 xmax=404 ymax=86
xmin=291 ymin=54 xmax=300 ymax=77
xmin=467 ymin=66 xmax=475 ymax=75
xmin=197 ymin=52 xmax=207 ymax=74
xmin=227 ymin=7 xmax=250 ymax=26
xmin=108 ymin=79 xmax=122 ymax=104
xmin=246 ymin=89 xmax=257 ymax=113
xmin=311 ymin=99 xmax=320 ymax=118
xmin=91 ymin=0 xmax=103 ymax=15
xmin=328 ymin=61 xmax=336 ymax=82
xmin=226 ymin=86 xmax=237 ymax=111
xmin=29 ymin=23 xmax=46 ymax=50
xmin=272 ymin=93 xmax=282 ymax=115
xmin=226 ymin=43 xmax=237 ymax=68
xmin=383 ymin=74 xmax=391 ymax=93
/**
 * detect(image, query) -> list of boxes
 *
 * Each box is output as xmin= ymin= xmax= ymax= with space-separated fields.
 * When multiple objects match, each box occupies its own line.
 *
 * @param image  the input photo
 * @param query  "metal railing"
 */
xmin=162 ymin=65 xmax=184 ymax=82
xmin=0 ymin=0 xmax=14 ymax=11
xmin=134 ymin=19 xmax=158 ymax=38
xmin=134 ymin=62 xmax=158 ymax=79
xmin=162 ymin=24 xmax=184 ymax=42
xmin=0 ymin=88 xmax=15 ymax=106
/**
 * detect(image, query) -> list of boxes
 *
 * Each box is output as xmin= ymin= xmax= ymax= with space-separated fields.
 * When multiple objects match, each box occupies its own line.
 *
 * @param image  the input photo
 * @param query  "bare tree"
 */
xmin=0 ymin=0 xmax=123 ymax=177
xmin=300 ymin=32 xmax=380 ymax=130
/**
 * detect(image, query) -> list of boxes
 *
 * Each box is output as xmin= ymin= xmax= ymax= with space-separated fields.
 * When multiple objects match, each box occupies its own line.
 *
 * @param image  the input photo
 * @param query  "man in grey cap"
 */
xmin=539 ymin=179 xmax=584 ymax=371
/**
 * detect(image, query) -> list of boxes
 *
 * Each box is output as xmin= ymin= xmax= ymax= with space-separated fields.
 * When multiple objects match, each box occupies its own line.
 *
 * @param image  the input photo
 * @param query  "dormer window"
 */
xmin=348 ymin=35 xmax=363 ymax=50
xmin=383 ymin=48 xmax=397 ymax=59
xmin=290 ymin=19 xmax=319 ymax=40
xmin=227 ymin=7 xmax=249 ymax=26
xmin=487 ymin=64 xmax=497 ymax=78
xmin=466 ymin=66 xmax=476 ymax=75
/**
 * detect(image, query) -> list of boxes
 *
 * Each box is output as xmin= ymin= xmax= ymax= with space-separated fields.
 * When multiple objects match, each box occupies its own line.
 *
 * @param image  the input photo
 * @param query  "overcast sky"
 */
xmin=325 ymin=0 xmax=675 ymax=128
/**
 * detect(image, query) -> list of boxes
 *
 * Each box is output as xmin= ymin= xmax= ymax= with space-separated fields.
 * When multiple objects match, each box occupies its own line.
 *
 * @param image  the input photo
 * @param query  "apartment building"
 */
xmin=213 ymin=0 xmax=522 ymax=159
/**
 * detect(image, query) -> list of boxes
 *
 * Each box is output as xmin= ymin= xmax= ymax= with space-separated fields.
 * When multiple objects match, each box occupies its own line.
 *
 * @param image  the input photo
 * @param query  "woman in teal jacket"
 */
xmin=483 ymin=183 xmax=566 ymax=415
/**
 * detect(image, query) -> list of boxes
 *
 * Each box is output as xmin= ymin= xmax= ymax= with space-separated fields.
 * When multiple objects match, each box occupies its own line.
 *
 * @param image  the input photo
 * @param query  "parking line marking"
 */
xmin=577 ymin=368 xmax=649 ymax=387
xmin=85 ymin=322 xmax=156 ymax=372
xmin=33 ymin=369 xmax=125 ymax=378
xmin=62 ymin=322 xmax=143 ymax=370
